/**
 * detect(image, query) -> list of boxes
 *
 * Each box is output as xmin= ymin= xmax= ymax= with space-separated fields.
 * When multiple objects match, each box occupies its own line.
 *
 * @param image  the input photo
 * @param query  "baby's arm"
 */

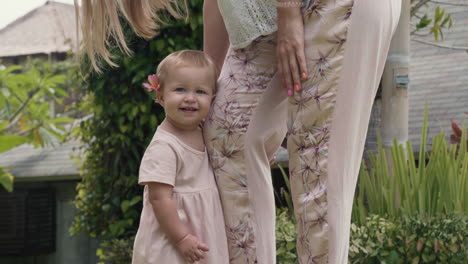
xmin=147 ymin=182 xmax=209 ymax=263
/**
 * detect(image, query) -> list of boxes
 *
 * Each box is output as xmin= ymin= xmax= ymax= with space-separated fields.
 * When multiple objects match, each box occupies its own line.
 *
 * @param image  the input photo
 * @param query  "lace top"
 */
xmin=217 ymin=0 xmax=278 ymax=49
xmin=217 ymin=0 xmax=311 ymax=49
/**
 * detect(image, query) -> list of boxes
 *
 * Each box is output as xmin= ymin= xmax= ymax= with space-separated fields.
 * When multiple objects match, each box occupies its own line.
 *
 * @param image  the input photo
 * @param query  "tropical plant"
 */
xmin=353 ymin=107 xmax=467 ymax=224
xmin=412 ymin=1 xmax=453 ymax=41
xmin=0 ymin=60 xmax=74 ymax=191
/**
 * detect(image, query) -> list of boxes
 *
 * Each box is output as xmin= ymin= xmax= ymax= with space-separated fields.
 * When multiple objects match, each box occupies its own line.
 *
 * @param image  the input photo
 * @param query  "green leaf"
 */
xmin=0 ymin=135 xmax=28 ymax=153
xmin=416 ymin=14 xmax=432 ymax=30
xmin=1 ymin=87 xmax=11 ymax=97
xmin=0 ymin=167 xmax=14 ymax=192
xmin=49 ymin=117 xmax=74 ymax=124
xmin=129 ymin=195 xmax=142 ymax=206
xmin=121 ymin=200 xmax=130 ymax=213
xmin=1 ymin=65 xmax=22 ymax=74
xmin=0 ymin=121 xmax=9 ymax=131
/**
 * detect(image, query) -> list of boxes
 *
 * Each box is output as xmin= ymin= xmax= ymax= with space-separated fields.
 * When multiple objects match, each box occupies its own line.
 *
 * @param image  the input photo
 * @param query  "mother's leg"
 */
xmin=204 ymin=35 xmax=287 ymax=264
xmin=288 ymin=0 xmax=401 ymax=263
xmin=328 ymin=0 xmax=401 ymax=262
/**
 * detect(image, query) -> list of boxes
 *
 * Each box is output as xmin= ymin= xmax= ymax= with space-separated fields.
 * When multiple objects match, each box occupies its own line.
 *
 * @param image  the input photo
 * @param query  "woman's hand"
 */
xmin=175 ymin=234 xmax=209 ymax=263
xmin=277 ymin=6 xmax=307 ymax=96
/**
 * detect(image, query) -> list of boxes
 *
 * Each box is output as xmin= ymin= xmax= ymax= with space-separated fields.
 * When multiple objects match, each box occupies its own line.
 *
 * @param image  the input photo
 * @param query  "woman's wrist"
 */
xmin=277 ymin=5 xmax=302 ymax=20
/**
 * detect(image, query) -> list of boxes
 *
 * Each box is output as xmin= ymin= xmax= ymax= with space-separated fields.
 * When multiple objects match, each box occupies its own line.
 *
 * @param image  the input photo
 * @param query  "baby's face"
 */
xmin=157 ymin=66 xmax=215 ymax=131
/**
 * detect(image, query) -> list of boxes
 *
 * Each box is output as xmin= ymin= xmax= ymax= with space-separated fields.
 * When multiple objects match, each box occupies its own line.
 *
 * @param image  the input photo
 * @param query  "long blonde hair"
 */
xmin=75 ymin=0 xmax=188 ymax=73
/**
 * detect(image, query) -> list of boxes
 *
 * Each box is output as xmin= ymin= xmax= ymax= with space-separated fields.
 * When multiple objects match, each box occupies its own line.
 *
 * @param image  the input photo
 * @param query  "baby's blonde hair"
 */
xmin=156 ymin=50 xmax=218 ymax=94
xmin=75 ymin=0 xmax=188 ymax=73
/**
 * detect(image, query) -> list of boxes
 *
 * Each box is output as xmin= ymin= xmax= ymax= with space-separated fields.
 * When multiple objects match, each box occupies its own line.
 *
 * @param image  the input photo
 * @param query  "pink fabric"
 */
xmin=133 ymin=128 xmax=229 ymax=264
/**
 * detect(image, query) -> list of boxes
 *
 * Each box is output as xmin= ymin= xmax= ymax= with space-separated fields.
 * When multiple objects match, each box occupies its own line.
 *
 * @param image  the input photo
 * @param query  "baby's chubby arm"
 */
xmin=148 ymin=182 xmax=209 ymax=263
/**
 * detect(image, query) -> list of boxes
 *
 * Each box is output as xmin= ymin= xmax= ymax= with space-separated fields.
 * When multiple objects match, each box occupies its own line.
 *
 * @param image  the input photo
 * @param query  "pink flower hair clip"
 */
xmin=142 ymin=74 xmax=160 ymax=92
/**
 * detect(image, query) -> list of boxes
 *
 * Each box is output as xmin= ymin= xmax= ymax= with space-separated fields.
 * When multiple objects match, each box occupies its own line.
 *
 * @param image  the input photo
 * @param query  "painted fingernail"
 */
xmin=294 ymin=84 xmax=301 ymax=92
xmin=302 ymin=72 xmax=307 ymax=79
xmin=287 ymin=89 xmax=293 ymax=96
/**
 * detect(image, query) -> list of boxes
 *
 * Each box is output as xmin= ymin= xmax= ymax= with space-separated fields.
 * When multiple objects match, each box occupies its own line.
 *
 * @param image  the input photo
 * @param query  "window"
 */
xmin=0 ymin=188 xmax=55 ymax=256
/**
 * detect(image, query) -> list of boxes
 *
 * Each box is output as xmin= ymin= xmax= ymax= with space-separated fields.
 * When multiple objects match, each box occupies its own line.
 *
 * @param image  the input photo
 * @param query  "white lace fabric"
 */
xmin=217 ymin=0 xmax=278 ymax=49
xmin=217 ymin=0 xmax=311 ymax=49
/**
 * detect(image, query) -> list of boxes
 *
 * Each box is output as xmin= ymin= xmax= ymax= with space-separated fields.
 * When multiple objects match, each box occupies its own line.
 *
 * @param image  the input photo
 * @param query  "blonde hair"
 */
xmin=75 ymin=0 xmax=188 ymax=73
xmin=157 ymin=50 xmax=218 ymax=93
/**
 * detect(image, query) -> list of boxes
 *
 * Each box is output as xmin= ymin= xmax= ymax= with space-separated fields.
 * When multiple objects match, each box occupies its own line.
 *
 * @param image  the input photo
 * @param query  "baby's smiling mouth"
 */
xmin=180 ymin=107 xmax=198 ymax=112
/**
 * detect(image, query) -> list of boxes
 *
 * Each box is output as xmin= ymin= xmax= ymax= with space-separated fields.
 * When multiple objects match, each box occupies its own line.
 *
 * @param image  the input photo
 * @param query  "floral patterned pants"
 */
xmin=204 ymin=0 xmax=401 ymax=263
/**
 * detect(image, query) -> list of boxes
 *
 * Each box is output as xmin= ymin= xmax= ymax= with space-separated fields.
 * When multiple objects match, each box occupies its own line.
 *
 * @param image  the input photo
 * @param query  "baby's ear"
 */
xmin=156 ymin=91 xmax=164 ymax=105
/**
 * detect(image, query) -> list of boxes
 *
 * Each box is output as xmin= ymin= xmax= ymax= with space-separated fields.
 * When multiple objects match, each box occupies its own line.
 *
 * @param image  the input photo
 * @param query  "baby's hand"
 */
xmin=175 ymin=234 xmax=209 ymax=263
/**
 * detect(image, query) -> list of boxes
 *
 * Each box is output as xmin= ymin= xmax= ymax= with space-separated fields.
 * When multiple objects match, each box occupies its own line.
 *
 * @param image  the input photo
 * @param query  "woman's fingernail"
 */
xmin=294 ymin=84 xmax=300 ymax=92
xmin=302 ymin=72 xmax=307 ymax=79
xmin=287 ymin=89 xmax=293 ymax=96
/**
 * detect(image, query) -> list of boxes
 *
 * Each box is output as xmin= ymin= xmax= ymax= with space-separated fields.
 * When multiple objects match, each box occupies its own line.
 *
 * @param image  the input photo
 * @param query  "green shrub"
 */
xmin=276 ymin=212 xmax=467 ymax=263
xmin=96 ymin=238 xmax=134 ymax=264
xmin=349 ymin=214 xmax=468 ymax=264
xmin=353 ymin=106 xmax=467 ymax=224
xmin=276 ymin=208 xmax=298 ymax=263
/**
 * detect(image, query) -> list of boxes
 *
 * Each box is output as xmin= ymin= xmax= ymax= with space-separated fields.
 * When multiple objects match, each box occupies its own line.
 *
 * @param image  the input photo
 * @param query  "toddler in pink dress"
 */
xmin=132 ymin=50 xmax=229 ymax=264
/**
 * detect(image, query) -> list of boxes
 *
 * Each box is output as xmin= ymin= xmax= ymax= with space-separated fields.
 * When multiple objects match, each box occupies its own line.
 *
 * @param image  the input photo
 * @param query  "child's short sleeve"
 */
xmin=139 ymin=140 xmax=179 ymax=186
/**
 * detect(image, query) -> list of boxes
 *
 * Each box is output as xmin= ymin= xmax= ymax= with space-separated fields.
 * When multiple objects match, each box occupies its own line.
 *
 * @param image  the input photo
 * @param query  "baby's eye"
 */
xmin=196 ymin=90 xmax=208 ymax=94
xmin=175 ymin=87 xmax=185 ymax=92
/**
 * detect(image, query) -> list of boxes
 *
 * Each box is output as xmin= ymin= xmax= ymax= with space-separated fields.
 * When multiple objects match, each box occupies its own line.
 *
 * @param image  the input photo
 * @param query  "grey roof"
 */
xmin=0 ymin=139 xmax=83 ymax=181
xmin=366 ymin=1 xmax=468 ymax=153
xmin=0 ymin=1 xmax=77 ymax=57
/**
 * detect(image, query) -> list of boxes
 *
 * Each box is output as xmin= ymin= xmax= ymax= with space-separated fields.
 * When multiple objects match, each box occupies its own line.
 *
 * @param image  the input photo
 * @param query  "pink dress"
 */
xmin=132 ymin=128 xmax=229 ymax=264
